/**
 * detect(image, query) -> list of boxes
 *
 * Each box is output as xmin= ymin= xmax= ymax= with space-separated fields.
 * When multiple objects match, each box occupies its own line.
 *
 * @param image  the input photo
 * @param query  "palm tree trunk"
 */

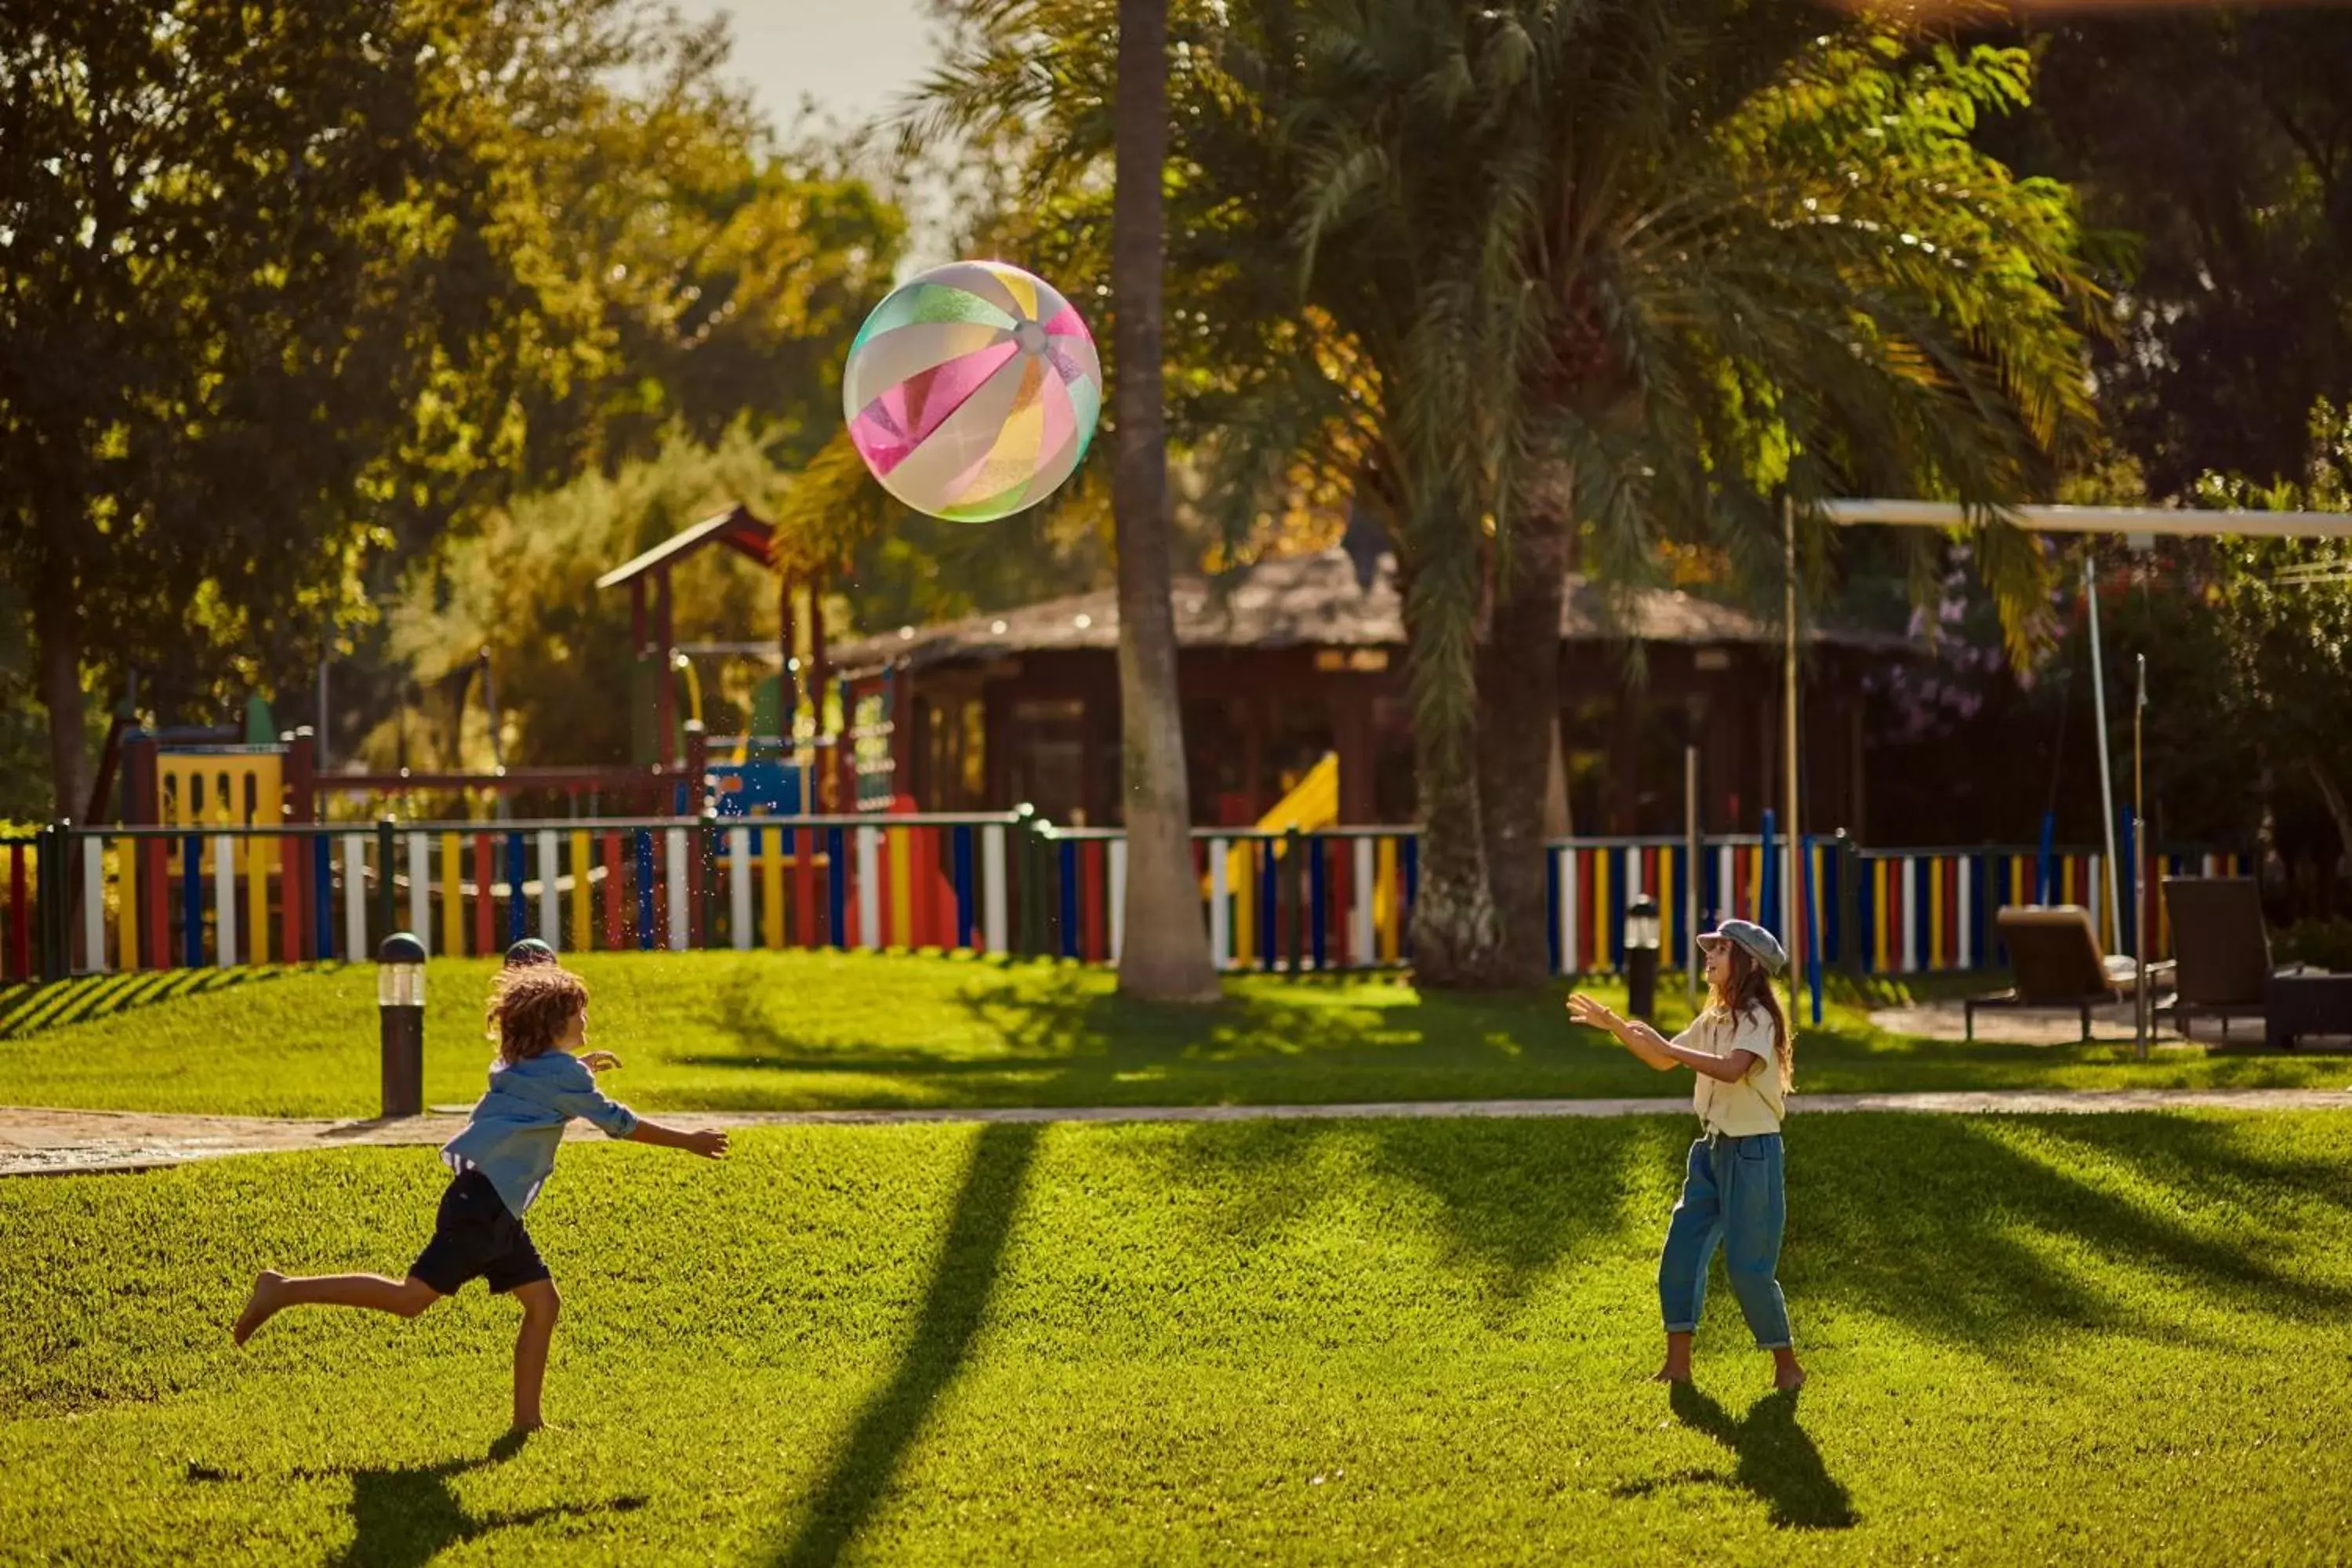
xmin=33 ymin=591 xmax=88 ymax=822
xmin=1477 ymin=517 xmax=1571 ymax=988
xmin=1110 ymin=0 xmax=1218 ymax=1001
xmin=1402 ymin=550 xmax=1504 ymax=985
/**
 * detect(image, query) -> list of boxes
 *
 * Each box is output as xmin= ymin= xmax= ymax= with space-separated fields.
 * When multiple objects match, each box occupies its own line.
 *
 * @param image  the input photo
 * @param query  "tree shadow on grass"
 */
xmin=2024 ymin=1112 xmax=2352 ymax=1229
xmin=0 ymin=967 xmax=278 ymax=1040
xmin=1791 ymin=1114 xmax=2352 ymax=1359
xmin=187 ymin=1430 xmax=645 ymax=1568
xmin=771 ymin=1120 xmax=1040 ymax=1568
xmin=1146 ymin=1114 xmax=1674 ymax=1321
xmin=1609 ymin=1385 xmax=1857 ymax=1530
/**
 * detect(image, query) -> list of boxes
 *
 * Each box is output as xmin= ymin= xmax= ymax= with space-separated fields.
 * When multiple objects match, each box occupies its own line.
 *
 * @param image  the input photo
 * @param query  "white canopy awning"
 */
xmin=1820 ymin=500 xmax=2352 ymax=539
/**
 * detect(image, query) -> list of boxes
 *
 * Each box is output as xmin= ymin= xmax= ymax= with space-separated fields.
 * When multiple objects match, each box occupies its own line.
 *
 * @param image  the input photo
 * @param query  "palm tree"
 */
xmin=1107 ymin=0 xmax=1220 ymax=1000
xmin=903 ymin=0 xmax=2100 ymax=986
xmin=1186 ymin=2 xmax=2097 ymax=984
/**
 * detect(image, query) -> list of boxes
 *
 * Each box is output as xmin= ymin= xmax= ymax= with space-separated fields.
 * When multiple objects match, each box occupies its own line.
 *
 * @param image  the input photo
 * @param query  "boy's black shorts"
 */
xmin=409 ymin=1168 xmax=550 ymax=1296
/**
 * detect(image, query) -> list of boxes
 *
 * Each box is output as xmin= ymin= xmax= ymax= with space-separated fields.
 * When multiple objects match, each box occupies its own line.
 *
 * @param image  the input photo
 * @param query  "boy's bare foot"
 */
xmin=232 ymin=1271 xmax=286 ymax=1346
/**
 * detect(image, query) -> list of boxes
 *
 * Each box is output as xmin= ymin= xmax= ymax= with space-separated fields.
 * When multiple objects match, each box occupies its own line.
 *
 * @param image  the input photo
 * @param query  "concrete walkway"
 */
xmin=5 ymin=1087 xmax=2347 ymax=1177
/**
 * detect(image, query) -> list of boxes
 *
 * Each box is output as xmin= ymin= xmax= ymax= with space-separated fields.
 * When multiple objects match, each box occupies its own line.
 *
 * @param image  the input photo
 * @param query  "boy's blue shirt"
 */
xmin=440 ymin=1051 xmax=637 ymax=1216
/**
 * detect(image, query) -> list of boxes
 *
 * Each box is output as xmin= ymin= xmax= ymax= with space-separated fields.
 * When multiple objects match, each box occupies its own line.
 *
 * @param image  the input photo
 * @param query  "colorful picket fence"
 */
xmin=0 ymin=819 xmax=2251 ymax=984
xmin=2 ymin=818 xmax=1014 ymax=978
xmin=1045 ymin=828 xmax=1426 ymax=971
xmin=1844 ymin=847 xmax=2252 ymax=975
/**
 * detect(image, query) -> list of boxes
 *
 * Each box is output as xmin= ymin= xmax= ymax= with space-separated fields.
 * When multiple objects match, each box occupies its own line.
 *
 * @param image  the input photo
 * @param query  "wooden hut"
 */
xmin=833 ymin=549 xmax=1900 ymax=833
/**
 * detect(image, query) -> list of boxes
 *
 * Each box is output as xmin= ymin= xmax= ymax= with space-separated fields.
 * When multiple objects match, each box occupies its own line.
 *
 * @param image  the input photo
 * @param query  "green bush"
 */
xmin=2275 ymin=918 xmax=2352 ymax=973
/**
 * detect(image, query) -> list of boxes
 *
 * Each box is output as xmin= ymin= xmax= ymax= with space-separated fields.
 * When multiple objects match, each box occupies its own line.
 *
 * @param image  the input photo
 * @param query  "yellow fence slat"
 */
xmin=441 ymin=833 xmax=463 ymax=957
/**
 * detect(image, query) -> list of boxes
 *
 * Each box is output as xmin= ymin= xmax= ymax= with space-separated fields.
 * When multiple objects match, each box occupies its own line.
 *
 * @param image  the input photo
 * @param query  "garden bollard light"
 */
xmin=377 ymin=931 xmax=426 ymax=1118
xmin=1624 ymin=895 xmax=1661 ymax=1022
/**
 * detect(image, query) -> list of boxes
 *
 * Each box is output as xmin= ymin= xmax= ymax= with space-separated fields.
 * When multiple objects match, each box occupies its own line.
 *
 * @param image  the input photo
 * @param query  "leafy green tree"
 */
xmin=379 ymin=427 xmax=793 ymax=779
xmin=0 ymin=0 xmax=453 ymax=817
xmin=0 ymin=0 xmax=905 ymax=818
xmin=2183 ymin=402 xmax=2352 ymax=873
xmin=2007 ymin=14 xmax=2352 ymax=497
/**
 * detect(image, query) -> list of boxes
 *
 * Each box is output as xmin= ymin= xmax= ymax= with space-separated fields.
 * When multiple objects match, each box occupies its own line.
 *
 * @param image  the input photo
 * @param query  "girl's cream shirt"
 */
xmin=1675 ymin=1007 xmax=1785 ymax=1134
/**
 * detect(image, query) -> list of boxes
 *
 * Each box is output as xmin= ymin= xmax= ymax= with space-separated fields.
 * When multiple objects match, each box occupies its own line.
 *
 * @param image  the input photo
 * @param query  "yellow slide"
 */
xmin=1214 ymin=753 xmax=1338 ymax=959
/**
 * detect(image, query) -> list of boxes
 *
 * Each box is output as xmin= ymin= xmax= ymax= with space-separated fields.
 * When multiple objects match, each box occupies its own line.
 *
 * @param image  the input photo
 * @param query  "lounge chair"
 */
xmin=1965 ymin=906 xmax=2168 ymax=1043
xmin=2159 ymin=877 xmax=2312 ymax=1042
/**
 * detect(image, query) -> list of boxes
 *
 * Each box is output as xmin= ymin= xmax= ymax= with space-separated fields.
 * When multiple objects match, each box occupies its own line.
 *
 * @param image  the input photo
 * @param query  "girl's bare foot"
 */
xmin=1653 ymin=1330 xmax=1693 ymax=1383
xmin=232 ymin=1271 xmax=286 ymax=1346
xmin=1771 ymin=1348 xmax=1806 ymax=1392
xmin=1651 ymin=1364 xmax=1693 ymax=1384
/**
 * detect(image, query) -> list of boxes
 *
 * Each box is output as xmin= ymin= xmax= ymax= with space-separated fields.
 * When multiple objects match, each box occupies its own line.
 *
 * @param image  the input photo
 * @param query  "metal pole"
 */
xmin=2135 ymin=654 xmax=2149 ymax=1059
xmin=2084 ymin=555 xmax=2124 ymax=954
xmin=1783 ymin=496 xmax=1802 ymax=956
xmin=1685 ymin=742 xmax=1700 ymax=1010
xmin=481 ymin=648 xmax=508 ymax=822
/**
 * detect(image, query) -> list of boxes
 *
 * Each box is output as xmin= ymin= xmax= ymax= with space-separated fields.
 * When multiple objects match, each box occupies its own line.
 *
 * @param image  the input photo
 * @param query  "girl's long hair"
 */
xmin=1707 ymin=945 xmax=1795 ymax=1092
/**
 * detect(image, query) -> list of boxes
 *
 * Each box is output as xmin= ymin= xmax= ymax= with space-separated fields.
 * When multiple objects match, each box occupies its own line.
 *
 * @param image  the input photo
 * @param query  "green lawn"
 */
xmin=5 ymin=1112 xmax=2350 ymax=1563
xmin=1 ymin=953 xmax=2344 ymax=1120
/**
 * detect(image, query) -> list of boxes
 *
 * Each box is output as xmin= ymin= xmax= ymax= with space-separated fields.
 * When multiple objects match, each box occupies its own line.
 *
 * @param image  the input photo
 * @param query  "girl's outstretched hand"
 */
xmin=579 ymin=1050 xmax=623 ymax=1074
xmin=1565 ymin=993 xmax=1620 ymax=1033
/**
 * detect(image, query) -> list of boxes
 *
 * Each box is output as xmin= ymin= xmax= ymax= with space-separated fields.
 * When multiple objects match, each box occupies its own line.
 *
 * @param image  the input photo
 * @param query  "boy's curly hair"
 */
xmin=487 ymin=964 xmax=589 ymax=1065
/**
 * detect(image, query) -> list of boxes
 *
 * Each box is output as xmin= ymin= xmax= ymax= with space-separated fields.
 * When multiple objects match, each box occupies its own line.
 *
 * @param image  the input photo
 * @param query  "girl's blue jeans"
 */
xmin=1658 ymin=1130 xmax=1794 ymax=1350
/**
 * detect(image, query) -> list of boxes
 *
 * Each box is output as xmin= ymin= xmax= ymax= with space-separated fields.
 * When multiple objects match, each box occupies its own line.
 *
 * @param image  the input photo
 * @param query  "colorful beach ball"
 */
xmin=842 ymin=260 xmax=1102 ymax=522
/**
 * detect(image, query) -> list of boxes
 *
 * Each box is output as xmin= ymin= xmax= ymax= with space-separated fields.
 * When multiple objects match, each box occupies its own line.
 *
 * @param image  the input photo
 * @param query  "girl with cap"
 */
xmin=1567 ymin=919 xmax=1805 ymax=1393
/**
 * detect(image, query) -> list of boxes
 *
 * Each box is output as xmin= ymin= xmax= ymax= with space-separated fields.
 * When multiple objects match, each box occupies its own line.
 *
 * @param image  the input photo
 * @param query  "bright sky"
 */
xmin=676 ymin=0 xmax=942 ymax=136
xmin=673 ymin=0 xmax=953 ymax=269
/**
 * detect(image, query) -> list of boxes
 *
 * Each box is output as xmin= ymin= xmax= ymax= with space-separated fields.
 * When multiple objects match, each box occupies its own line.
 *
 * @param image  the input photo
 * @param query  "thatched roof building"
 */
xmin=834 ymin=549 xmax=1900 ymax=833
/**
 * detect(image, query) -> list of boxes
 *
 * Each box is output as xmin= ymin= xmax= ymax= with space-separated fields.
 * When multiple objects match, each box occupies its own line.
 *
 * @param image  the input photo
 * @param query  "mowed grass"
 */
xmin=5 ymin=1112 xmax=2352 ymax=1564
xmin=2 ymin=953 xmax=2346 ymax=1120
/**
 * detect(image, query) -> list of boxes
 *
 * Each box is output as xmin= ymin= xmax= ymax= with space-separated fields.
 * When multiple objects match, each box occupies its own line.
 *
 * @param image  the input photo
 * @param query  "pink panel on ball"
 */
xmin=857 ymin=339 xmax=1018 ymax=474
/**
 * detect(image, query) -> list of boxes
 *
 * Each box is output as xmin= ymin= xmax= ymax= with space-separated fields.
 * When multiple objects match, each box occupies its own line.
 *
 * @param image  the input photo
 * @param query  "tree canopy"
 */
xmin=0 ymin=0 xmax=903 ymax=815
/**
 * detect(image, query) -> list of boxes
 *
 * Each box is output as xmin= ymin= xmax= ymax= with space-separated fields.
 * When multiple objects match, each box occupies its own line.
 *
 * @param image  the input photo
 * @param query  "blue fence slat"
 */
xmin=1058 ymin=839 xmax=1080 ymax=960
xmin=837 ymin=827 xmax=856 ymax=949
xmin=1258 ymin=840 xmax=1279 ymax=971
xmin=1544 ymin=847 xmax=1562 ymax=976
xmin=1604 ymin=848 xmax=1624 ymax=970
xmin=182 ymin=833 xmax=203 ymax=967
xmin=312 ymin=832 xmax=334 ymax=960
xmin=634 ymin=829 xmax=655 ymax=950
xmin=1912 ymin=856 xmax=1929 ymax=965
xmin=953 ymin=825 xmax=976 ymax=949
xmin=1308 ymin=835 xmax=1329 ymax=971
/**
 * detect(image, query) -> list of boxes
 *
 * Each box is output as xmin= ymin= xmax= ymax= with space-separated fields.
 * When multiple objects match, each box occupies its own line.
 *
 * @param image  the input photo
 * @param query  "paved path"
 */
xmin=4 ymin=1087 xmax=2347 ymax=1177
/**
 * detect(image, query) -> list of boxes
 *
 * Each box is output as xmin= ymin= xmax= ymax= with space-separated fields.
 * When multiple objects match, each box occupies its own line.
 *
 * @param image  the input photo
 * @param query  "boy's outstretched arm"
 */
xmin=626 ymin=1120 xmax=730 ymax=1159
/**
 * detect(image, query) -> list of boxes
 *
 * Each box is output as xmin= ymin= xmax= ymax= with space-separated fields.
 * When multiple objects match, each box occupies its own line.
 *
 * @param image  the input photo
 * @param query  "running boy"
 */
xmin=232 ymin=964 xmax=728 ymax=1432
